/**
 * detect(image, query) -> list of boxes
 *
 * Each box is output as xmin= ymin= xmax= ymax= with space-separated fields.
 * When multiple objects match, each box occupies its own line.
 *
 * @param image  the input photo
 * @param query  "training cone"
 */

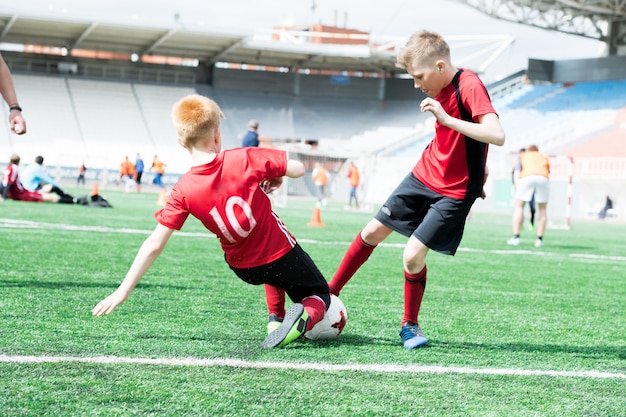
xmin=307 ymin=206 xmax=325 ymax=227
xmin=90 ymin=182 xmax=99 ymax=196
xmin=156 ymin=189 xmax=167 ymax=206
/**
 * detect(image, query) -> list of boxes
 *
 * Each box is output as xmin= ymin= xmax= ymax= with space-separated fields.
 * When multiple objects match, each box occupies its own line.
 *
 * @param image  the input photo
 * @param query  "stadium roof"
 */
xmin=0 ymin=12 xmax=516 ymax=76
xmin=462 ymin=0 xmax=626 ymax=55
xmin=0 ymin=1 xmax=623 ymax=75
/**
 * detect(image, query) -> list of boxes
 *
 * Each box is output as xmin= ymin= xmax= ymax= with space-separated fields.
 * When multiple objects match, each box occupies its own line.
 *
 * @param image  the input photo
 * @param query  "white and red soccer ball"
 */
xmin=304 ymin=294 xmax=348 ymax=340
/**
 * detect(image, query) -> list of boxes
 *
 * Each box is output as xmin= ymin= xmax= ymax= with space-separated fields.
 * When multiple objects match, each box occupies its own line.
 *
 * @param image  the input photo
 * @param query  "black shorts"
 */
xmin=374 ymin=173 xmax=475 ymax=255
xmin=228 ymin=243 xmax=330 ymax=306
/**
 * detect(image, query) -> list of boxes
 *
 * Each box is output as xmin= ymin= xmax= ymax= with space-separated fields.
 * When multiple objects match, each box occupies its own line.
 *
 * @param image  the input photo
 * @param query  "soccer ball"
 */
xmin=304 ymin=294 xmax=348 ymax=340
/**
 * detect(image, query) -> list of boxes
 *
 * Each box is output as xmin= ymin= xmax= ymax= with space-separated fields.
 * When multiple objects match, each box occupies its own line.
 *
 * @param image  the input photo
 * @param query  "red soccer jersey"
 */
xmin=155 ymin=147 xmax=296 ymax=268
xmin=413 ymin=69 xmax=496 ymax=200
xmin=3 ymin=163 xmax=43 ymax=202
xmin=3 ymin=163 xmax=19 ymax=187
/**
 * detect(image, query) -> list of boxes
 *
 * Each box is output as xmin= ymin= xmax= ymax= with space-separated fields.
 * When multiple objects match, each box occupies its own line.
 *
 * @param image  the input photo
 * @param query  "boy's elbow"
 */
xmin=492 ymin=130 xmax=505 ymax=147
xmin=286 ymin=160 xmax=305 ymax=178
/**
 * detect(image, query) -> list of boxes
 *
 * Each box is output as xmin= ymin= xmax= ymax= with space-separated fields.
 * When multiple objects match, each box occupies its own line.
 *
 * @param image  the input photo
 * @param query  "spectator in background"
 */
xmin=77 ymin=162 xmax=87 ymax=187
xmin=0 ymin=53 xmax=27 ymax=135
xmin=347 ymin=161 xmax=360 ymax=209
xmin=311 ymin=161 xmax=328 ymax=205
xmin=512 ymin=148 xmax=536 ymax=230
xmin=241 ymin=119 xmax=260 ymax=147
xmin=20 ymin=155 xmax=73 ymax=200
xmin=2 ymin=154 xmax=76 ymax=203
xmin=135 ymin=153 xmax=144 ymax=192
xmin=151 ymin=154 xmax=165 ymax=189
xmin=119 ymin=155 xmax=135 ymax=193
xmin=598 ymin=195 xmax=613 ymax=219
xmin=508 ymin=144 xmax=550 ymax=248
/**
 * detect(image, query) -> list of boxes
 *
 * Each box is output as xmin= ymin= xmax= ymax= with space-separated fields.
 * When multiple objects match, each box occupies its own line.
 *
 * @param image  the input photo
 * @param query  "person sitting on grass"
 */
xmin=1 ymin=154 xmax=77 ymax=204
xmin=20 ymin=155 xmax=75 ymax=201
xmin=92 ymin=94 xmax=331 ymax=349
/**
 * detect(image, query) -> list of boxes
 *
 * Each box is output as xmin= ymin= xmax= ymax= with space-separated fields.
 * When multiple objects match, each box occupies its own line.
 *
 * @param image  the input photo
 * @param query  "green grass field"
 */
xmin=1 ymin=187 xmax=625 ymax=416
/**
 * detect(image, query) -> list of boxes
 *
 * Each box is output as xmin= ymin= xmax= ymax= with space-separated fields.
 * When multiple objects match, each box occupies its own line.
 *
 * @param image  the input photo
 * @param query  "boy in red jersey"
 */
xmin=328 ymin=30 xmax=505 ymax=349
xmin=92 ymin=94 xmax=330 ymax=349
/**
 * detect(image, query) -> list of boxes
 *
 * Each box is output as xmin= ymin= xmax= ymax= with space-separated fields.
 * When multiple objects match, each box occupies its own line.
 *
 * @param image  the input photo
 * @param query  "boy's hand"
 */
xmin=10 ymin=115 xmax=26 ymax=135
xmin=261 ymin=177 xmax=283 ymax=194
xmin=420 ymin=97 xmax=450 ymax=124
xmin=92 ymin=290 xmax=129 ymax=316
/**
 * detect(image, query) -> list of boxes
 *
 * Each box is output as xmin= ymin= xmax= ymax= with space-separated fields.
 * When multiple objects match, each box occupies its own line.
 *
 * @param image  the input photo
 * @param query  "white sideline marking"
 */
xmin=0 ymin=218 xmax=207 ymax=238
xmin=1 ymin=355 xmax=624 ymax=379
xmin=2 ymin=218 xmax=626 ymax=262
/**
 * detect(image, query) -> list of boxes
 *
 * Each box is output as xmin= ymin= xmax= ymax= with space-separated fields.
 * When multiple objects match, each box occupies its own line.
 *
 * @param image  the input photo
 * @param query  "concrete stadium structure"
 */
xmin=0 ymin=2 xmax=624 ymax=221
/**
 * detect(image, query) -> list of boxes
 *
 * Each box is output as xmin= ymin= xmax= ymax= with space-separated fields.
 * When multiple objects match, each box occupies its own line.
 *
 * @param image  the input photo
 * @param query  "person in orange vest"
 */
xmin=347 ymin=161 xmax=360 ymax=209
xmin=311 ymin=161 xmax=328 ymax=205
xmin=512 ymin=147 xmax=536 ymax=230
xmin=507 ymin=144 xmax=550 ymax=248
xmin=119 ymin=156 xmax=135 ymax=193
xmin=119 ymin=156 xmax=135 ymax=180
xmin=151 ymin=155 xmax=165 ymax=189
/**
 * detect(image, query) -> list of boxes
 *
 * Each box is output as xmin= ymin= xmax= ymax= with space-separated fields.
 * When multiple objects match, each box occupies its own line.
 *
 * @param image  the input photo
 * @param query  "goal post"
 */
xmin=546 ymin=154 xmax=574 ymax=230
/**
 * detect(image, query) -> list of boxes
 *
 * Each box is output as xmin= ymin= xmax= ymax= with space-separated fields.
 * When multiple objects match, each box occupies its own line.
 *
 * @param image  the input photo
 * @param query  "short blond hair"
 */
xmin=172 ymin=94 xmax=225 ymax=149
xmin=396 ymin=30 xmax=450 ymax=69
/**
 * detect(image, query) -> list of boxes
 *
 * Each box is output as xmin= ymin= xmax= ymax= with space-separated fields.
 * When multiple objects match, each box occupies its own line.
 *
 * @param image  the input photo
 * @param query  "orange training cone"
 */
xmin=307 ymin=206 xmax=325 ymax=227
xmin=90 ymin=182 xmax=99 ymax=196
xmin=156 ymin=189 xmax=167 ymax=206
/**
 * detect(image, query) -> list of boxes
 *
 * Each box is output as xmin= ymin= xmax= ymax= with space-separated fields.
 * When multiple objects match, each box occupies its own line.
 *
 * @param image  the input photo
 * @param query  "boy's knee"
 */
xmin=403 ymin=250 xmax=426 ymax=274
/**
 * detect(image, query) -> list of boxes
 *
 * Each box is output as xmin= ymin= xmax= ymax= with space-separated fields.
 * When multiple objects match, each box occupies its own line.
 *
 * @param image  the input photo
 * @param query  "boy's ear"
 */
xmin=215 ymin=127 xmax=221 ymax=147
xmin=177 ymin=137 xmax=187 ymax=148
xmin=435 ymin=59 xmax=445 ymax=73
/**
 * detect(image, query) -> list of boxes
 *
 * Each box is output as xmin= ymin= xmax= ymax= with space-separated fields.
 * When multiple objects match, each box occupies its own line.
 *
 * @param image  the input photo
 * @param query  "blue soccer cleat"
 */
xmin=400 ymin=322 xmax=428 ymax=349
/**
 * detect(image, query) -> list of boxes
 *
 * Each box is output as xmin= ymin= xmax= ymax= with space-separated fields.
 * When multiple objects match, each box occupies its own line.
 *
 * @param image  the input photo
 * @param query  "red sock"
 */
xmin=402 ymin=266 xmax=427 ymax=326
xmin=301 ymin=296 xmax=327 ymax=331
xmin=264 ymin=284 xmax=285 ymax=318
xmin=329 ymin=232 xmax=376 ymax=295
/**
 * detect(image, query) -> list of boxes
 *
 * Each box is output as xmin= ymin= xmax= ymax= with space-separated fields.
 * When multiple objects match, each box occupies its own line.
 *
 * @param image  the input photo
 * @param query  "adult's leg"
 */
xmin=536 ymin=202 xmax=548 ymax=239
xmin=529 ymin=193 xmax=536 ymax=226
xmin=512 ymin=199 xmax=526 ymax=236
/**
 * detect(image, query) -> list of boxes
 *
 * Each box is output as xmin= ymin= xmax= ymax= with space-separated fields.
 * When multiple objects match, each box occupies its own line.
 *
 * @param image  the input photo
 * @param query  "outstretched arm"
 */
xmin=92 ymin=224 xmax=175 ymax=316
xmin=285 ymin=159 xmax=305 ymax=178
xmin=0 ymin=54 xmax=26 ymax=135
